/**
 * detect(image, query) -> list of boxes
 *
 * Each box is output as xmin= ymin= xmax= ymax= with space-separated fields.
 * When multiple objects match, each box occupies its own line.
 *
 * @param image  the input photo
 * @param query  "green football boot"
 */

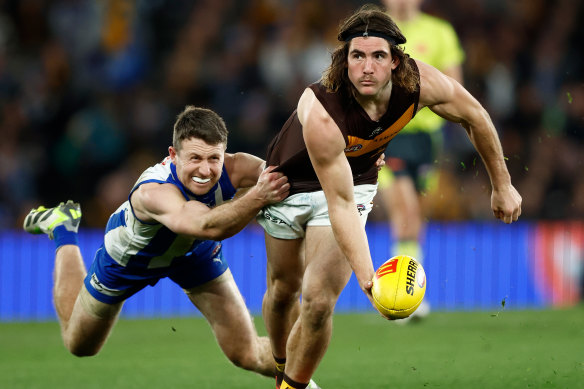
xmin=23 ymin=200 xmax=82 ymax=239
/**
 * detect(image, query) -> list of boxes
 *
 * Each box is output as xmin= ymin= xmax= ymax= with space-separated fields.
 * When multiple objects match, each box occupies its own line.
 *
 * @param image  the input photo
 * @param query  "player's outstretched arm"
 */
xmin=299 ymin=88 xmax=377 ymax=299
xmin=416 ymin=59 xmax=522 ymax=224
xmin=131 ymin=167 xmax=289 ymax=240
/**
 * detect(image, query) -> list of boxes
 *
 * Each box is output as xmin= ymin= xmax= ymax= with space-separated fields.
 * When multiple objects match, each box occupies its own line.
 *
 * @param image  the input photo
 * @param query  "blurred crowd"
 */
xmin=0 ymin=0 xmax=582 ymax=229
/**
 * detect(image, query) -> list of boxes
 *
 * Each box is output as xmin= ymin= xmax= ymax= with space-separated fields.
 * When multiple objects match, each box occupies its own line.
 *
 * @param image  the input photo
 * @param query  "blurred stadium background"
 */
xmin=0 ymin=1 xmax=583 ymax=387
xmin=0 ymin=0 xmax=583 ymax=339
xmin=0 ymin=0 xmax=582 ymax=228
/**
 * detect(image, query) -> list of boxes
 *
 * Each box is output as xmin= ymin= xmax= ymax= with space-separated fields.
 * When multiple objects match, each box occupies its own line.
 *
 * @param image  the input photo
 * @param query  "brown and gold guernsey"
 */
xmin=266 ymin=60 xmax=420 ymax=196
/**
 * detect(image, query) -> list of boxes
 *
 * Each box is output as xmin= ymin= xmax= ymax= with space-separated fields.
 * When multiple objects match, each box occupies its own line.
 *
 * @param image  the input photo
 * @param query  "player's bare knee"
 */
xmin=302 ymin=295 xmax=334 ymax=330
xmin=225 ymin=347 xmax=257 ymax=371
xmin=69 ymin=347 xmax=99 ymax=358
xmin=62 ymin=326 xmax=106 ymax=357
xmin=268 ymin=278 xmax=301 ymax=307
xmin=65 ymin=339 xmax=101 ymax=357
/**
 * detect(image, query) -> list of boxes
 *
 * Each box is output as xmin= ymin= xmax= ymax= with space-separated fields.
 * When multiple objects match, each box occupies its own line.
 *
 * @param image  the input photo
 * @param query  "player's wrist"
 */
xmin=244 ymin=185 xmax=269 ymax=207
xmin=488 ymin=163 xmax=512 ymax=189
xmin=355 ymin=270 xmax=375 ymax=292
xmin=491 ymin=179 xmax=513 ymax=193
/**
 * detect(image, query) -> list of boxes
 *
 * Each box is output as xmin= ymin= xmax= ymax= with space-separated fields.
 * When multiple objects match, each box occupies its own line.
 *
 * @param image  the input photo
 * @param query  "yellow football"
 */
xmin=371 ymin=255 xmax=427 ymax=319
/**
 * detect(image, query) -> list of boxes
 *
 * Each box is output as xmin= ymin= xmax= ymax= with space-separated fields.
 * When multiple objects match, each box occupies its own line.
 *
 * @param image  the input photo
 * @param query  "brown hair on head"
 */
xmin=172 ymin=106 xmax=228 ymax=150
xmin=322 ymin=4 xmax=418 ymax=95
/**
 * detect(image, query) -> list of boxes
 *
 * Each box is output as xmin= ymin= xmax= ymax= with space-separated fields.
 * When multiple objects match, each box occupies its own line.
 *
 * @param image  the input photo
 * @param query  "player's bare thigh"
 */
xmin=264 ymin=234 xmax=304 ymax=293
xmin=184 ymin=270 xmax=256 ymax=341
xmin=64 ymin=285 xmax=123 ymax=355
xmin=186 ymin=270 xmax=276 ymax=375
xmin=303 ymin=226 xmax=353 ymax=299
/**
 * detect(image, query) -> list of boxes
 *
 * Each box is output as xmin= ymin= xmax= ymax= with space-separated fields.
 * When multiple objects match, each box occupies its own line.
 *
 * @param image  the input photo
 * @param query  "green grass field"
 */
xmin=1 ymin=307 xmax=582 ymax=388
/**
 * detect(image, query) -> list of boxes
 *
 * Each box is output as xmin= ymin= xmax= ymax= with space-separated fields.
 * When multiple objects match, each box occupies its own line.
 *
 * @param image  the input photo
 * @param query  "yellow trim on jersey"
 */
xmin=344 ymin=104 xmax=415 ymax=157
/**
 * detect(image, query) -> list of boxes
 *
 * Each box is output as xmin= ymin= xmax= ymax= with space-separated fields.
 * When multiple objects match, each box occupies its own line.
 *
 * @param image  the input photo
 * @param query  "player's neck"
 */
xmin=354 ymin=82 xmax=393 ymax=122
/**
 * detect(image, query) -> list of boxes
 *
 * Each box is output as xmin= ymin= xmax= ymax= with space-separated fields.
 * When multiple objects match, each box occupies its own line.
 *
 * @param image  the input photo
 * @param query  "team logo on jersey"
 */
xmin=344 ymin=144 xmax=363 ymax=153
xmin=345 ymin=104 xmax=415 ymax=157
xmin=211 ymin=243 xmax=222 ymax=257
xmin=370 ymin=126 xmax=384 ymax=137
xmin=356 ymin=203 xmax=366 ymax=216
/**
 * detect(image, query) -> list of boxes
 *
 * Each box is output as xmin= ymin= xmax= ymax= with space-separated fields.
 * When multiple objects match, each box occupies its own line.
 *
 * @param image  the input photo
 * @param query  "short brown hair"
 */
xmin=172 ymin=106 xmax=228 ymax=150
xmin=322 ymin=4 xmax=418 ymax=95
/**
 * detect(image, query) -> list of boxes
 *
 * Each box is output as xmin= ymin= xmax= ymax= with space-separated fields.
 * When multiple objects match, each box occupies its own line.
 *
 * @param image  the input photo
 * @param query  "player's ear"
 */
xmin=169 ymin=146 xmax=177 ymax=161
xmin=391 ymin=56 xmax=400 ymax=69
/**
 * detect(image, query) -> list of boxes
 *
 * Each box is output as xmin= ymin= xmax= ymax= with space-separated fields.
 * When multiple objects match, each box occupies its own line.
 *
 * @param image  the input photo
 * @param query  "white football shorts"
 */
xmin=256 ymin=184 xmax=377 ymax=239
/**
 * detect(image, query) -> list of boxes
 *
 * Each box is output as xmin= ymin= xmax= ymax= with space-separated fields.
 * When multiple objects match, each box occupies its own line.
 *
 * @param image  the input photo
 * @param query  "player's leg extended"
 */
xmin=64 ymin=285 xmax=123 ymax=356
xmin=284 ymin=225 xmax=353 ymax=385
xmin=55 ymin=246 xmax=123 ymax=355
xmin=262 ymin=234 xmax=303 ymax=360
xmin=52 ymin=244 xmax=86 ymax=332
xmin=185 ymin=269 xmax=275 ymax=377
xmin=24 ymin=201 xmax=122 ymax=356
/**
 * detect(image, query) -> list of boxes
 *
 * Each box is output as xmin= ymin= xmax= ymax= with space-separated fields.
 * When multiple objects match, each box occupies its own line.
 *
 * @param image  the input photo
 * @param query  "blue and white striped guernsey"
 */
xmin=103 ymin=156 xmax=236 ymax=269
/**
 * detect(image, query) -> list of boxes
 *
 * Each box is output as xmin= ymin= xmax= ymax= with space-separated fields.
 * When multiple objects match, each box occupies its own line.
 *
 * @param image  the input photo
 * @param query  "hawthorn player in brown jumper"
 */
xmin=257 ymin=5 xmax=521 ymax=388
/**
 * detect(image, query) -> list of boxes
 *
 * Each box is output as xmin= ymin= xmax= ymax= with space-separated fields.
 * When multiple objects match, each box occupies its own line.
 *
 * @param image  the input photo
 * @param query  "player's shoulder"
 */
xmin=414 ymin=58 xmax=449 ymax=80
xmin=131 ymin=179 xmax=182 ymax=220
xmin=137 ymin=157 xmax=172 ymax=182
xmin=415 ymin=59 xmax=456 ymax=105
xmin=224 ymin=152 xmax=264 ymax=189
xmin=298 ymin=87 xmax=334 ymax=126
xmin=300 ymin=94 xmax=344 ymax=153
xmin=225 ymin=152 xmax=262 ymax=169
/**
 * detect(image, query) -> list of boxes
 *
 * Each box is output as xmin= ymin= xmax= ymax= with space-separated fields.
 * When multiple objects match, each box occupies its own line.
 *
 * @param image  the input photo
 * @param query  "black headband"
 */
xmin=342 ymin=30 xmax=397 ymax=46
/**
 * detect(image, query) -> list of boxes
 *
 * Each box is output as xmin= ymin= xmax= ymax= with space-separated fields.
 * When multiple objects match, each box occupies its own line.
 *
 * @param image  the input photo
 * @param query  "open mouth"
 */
xmin=192 ymin=176 xmax=211 ymax=184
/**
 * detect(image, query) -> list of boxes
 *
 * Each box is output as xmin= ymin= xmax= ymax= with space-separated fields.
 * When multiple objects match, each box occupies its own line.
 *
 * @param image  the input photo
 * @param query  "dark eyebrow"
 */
xmin=349 ymin=48 xmax=389 ymax=56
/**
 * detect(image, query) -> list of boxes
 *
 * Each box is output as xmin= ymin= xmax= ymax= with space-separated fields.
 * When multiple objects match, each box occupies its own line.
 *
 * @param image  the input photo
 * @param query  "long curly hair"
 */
xmin=322 ymin=4 xmax=418 ymax=95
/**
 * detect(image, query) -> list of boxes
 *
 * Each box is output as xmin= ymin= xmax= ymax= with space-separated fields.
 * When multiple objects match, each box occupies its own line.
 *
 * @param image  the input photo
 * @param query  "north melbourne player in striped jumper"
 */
xmin=24 ymin=106 xmax=289 ymax=379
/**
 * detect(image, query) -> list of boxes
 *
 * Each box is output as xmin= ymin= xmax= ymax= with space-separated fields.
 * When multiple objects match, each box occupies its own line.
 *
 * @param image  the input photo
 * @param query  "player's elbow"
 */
xmin=465 ymin=102 xmax=491 ymax=128
xmin=193 ymin=225 xmax=226 ymax=240
xmin=203 ymin=229 xmax=233 ymax=241
xmin=169 ymin=217 xmax=223 ymax=240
